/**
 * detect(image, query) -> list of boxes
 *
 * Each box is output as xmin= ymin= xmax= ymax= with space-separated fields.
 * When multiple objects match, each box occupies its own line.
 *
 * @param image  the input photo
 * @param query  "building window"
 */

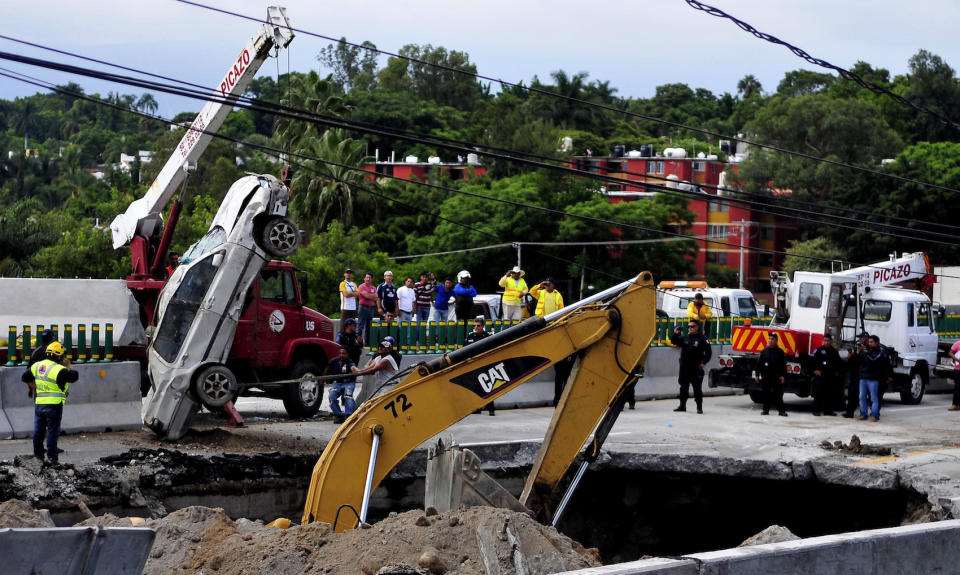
xmin=375 ymin=164 xmax=394 ymax=177
xmin=706 ymin=224 xmax=727 ymax=239
xmin=706 ymin=251 xmax=728 ymax=265
xmin=758 ymin=253 xmax=774 ymax=267
xmin=759 ymin=227 xmax=775 ymax=241
xmin=757 ymin=279 xmax=771 ymax=294
xmin=692 ymin=161 xmax=705 ymax=171
xmin=708 ymin=199 xmax=730 ymax=213
xmin=646 ymin=160 xmax=664 ymax=174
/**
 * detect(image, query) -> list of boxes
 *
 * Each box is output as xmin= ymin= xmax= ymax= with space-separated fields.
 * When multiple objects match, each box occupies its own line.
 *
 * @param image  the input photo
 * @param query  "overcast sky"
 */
xmin=2 ymin=0 xmax=960 ymax=119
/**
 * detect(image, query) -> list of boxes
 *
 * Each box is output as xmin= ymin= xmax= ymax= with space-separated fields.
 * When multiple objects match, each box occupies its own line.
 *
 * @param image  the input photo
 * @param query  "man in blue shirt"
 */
xmin=377 ymin=271 xmax=398 ymax=317
xmin=431 ymin=277 xmax=455 ymax=322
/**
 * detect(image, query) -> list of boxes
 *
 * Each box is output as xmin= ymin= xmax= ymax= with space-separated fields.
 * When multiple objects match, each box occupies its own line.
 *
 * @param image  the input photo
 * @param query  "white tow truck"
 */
xmin=711 ymin=252 xmax=949 ymax=404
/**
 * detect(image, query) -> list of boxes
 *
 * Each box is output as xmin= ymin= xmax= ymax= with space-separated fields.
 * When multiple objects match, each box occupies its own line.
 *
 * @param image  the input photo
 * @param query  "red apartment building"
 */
xmin=570 ymin=149 xmax=797 ymax=297
xmin=364 ymin=154 xmax=487 ymax=182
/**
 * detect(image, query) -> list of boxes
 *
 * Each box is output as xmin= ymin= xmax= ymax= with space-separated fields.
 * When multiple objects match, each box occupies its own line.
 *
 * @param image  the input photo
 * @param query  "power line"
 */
xmin=684 ymin=0 xmax=960 ymax=133
xmin=389 ymin=237 xmax=696 ymax=261
xmin=3 ymin=35 xmax=958 ymax=241
xmin=170 ymin=0 xmax=960 ymax=198
xmin=3 ymin=49 xmax=956 ymax=250
xmin=4 ymin=63 xmax=958 ymax=285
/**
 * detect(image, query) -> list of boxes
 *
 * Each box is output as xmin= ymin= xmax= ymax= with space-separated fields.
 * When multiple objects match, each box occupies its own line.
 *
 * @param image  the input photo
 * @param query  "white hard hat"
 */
xmin=457 ymin=270 xmax=471 ymax=281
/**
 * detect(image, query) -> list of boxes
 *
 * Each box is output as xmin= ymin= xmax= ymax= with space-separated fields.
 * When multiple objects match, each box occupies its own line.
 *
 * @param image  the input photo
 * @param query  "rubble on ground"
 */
xmin=0 ymin=500 xmax=600 ymax=575
xmin=820 ymin=435 xmax=892 ymax=456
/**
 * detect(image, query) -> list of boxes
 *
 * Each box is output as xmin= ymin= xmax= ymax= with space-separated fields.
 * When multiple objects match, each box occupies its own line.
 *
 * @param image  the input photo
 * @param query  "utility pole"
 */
xmin=513 ymin=242 xmax=521 ymax=269
xmin=738 ymin=220 xmax=750 ymax=289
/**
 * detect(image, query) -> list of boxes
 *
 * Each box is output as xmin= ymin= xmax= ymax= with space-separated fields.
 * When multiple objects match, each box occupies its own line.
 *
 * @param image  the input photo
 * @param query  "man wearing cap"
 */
xmin=670 ymin=319 xmax=712 ymax=414
xmin=811 ymin=333 xmax=842 ymax=416
xmin=377 ymin=271 xmax=398 ymax=317
xmin=530 ymin=277 xmax=564 ymax=317
xmin=325 ymin=347 xmax=359 ymax=424
xmin=335 ymin=318 xmax=363 ymax=365
xmin=21 ymin=341 xmax=78 ymax=464
xmin=339 ymin=268 xmax=358 ymax=322
xmin=843 ymin=331 xmax=870 ymax=418
xmin=354 ymin=339 xmax=400 ymax=405
xmin=499 ymin=266 xmax=528 ymax=322
xmin=754 ymin=333 xmax=788 ymax=416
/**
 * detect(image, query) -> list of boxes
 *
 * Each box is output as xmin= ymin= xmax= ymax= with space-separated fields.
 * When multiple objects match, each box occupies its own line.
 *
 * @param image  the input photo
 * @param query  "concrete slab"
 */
xmin=562 ymin=557 xmax=698 ymax=574
xmin=0 ymin=362 xmax=143 ymax=439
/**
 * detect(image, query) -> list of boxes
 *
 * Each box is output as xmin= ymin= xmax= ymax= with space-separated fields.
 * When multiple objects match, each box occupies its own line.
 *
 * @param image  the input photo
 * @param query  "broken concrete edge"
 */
xmin=558 ymin=520 xmax=960 ymax=575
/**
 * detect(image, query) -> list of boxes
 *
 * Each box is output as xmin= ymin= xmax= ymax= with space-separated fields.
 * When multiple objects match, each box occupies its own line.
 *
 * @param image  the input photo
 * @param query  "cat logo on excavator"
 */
xmin=449 ymin=356 xmax=550 ymax=398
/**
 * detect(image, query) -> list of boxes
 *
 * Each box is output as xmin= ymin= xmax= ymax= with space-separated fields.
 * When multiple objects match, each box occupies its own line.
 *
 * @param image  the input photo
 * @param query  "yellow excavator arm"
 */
xmin=302 ymin=272 xmax=656 ymax=531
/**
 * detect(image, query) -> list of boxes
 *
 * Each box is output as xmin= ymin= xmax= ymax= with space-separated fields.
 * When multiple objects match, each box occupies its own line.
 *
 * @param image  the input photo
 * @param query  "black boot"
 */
xmin=673 ymin=405 xmax=686 ymax=412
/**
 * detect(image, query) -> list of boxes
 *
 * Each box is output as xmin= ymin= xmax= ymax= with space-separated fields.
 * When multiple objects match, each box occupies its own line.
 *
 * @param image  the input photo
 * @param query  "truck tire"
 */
xmin=193 ymin=365 xmax=237 ymax=409
xmin=259 ymin=216 xmax=299 ymax=258
xmin=283 ymin=359 xmax=323 ymax=418
xmin=900 ymin=365 xmax=928 ymax=405
xmin=748 ymin=391 xmax=764 ymax=404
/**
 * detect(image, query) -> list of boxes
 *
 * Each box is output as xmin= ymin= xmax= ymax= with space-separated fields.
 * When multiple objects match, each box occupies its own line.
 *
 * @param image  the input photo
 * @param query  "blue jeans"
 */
xmin=34 ymin=403 xmax=63 ymax=460
xmin=859 ymin=378 xmax=880 ymax=419
xmin=416 ymin=308 xmax=431 ymax=323
xmin=358 ymin=305 xmax=376 ymax=343
xmin=398 ymin=310 xmax=413 ymax=321
xmin=328 ymin=382 xmax=356 ymax=418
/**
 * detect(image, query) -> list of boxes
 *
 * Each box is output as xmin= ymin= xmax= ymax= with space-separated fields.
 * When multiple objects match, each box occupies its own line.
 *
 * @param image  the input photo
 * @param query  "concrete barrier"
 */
xmin=0 ymin=361 xmax=143 ymax=439
xmin=358 ymin=347 xmax=739 ymax=410
xmin=0 ymin=277 xmax=147 ymax=346
xmin=561 ymin=520 xmax=960 ymax=575
xmin=0 ymin=526 xmax=154 ymax=574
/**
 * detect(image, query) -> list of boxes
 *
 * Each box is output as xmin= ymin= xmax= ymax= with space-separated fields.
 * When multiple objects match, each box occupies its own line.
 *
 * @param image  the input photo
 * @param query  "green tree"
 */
xmin=737 ymin=74 xmax=763 ymax=99
xmin=377 ymin=44 xmax=483 ymax=110
xmin=782 ymin=237 xmax=847 ymax=277
xmin=289 ymin=129 xmax=373 ymax=232
xmin=318 ymin=38 xmax=379 ymax=92
xmin=274 ymin=71 xmax=351 ymax=153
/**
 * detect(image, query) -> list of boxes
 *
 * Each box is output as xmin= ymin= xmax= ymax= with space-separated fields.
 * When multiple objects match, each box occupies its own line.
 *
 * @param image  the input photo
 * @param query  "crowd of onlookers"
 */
xmin=325 ymin=264 xmax=567 ymax=421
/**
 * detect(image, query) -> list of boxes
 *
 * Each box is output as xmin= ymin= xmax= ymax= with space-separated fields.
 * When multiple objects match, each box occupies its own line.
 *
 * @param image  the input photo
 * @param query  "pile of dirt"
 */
xmin=820 ymin=435 xmax=892 ymax=456
xmin=738 ymin=524 xmax=799 ymax=547
xmin=78 ymin=505 xmax=600 ymax=575
xmin=0 ymin=498 xmax=55 ymax=528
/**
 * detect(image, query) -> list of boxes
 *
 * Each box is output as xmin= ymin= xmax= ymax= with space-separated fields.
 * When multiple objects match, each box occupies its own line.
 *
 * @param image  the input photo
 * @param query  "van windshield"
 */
xmin=736 ymin=297 xmax=758 ymax=317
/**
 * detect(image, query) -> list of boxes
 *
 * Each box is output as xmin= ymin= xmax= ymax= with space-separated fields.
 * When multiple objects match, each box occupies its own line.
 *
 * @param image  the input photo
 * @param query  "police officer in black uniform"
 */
xmin=811 ymin=332 xmax=843 ymax=416
xmin=755 ymin=333 xmax=788 ymax=416
xmin=670 ymin=319 xmax=712 ymax=414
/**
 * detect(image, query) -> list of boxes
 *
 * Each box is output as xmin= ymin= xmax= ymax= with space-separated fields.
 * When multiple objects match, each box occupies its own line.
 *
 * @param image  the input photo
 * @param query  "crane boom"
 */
xmin=109 ymin=6 xmax=294 ymax=249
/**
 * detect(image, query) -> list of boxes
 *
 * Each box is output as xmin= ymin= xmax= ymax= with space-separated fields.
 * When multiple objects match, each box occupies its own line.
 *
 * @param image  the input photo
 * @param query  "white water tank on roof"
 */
xmin=664 ymin=147 xmax=687 ymax=158
xmin=666 ymin=174 xmax=679 ymax=189
xmin=627 ymin=149 xmax=642 ymax=158
xmin=467 ymin=153 xmax=479 ymax=165
xmin=706 ymin=154 xmax=718 ymax=160
xmin=405 ymin=155 xmax=419 ymax=163
xmin=428 ymin=155 xmax=441 ymax=164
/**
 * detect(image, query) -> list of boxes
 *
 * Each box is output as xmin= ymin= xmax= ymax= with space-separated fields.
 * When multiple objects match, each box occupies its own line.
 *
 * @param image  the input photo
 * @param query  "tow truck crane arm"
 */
xmin=301 ymin=272 xmax=656 ymax=531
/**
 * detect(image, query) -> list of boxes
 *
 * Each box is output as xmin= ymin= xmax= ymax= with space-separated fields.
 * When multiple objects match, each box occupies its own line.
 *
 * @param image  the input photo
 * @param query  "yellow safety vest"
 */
xmin=501 ymin=276 xmax=528 ymax=306
xmin=535 ymin=290 xmax=564 ymax=316
xmin=31 ymin=360 xmax=67 ymax=405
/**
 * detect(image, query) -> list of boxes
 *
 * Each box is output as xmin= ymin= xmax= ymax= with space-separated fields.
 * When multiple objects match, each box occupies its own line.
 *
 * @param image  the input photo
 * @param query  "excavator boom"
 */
xmin=302 ymin=272 xmax=656 ymax=531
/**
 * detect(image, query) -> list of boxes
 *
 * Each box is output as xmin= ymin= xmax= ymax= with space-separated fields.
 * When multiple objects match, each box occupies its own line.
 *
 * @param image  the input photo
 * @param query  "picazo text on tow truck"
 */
xmin=710 ymin=252 xmax=951 ymax=405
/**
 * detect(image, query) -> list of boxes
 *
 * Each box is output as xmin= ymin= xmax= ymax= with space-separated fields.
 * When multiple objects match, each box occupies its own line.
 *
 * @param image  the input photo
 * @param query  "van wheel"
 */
xmin=900 ymin=366 xmax=927 ymax=405
xmin=193 ymin=365 xmax=237 ymax=409
xmin=259 ymin=216 xmax=299 ymax=258
xmin=283 ymin=359 xmax=323 ymax=418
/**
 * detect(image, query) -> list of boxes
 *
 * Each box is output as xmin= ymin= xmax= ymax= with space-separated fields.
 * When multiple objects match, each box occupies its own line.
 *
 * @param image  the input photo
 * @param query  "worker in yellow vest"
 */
xmin=498 ymin=266 xmax=528 ymax=322
xmin=21 ymin=341 xmax=79 ymax=464
xmin=530 ymin=277 xmax=564 ymax=317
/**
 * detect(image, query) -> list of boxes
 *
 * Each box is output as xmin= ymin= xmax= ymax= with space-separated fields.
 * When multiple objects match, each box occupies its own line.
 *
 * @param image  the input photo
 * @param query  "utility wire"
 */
xmin=685 ymin=0 xmax=960 ymax=133
xmin=170 ymin=0 xmax=960 ymax=197
xmin=2 ymin=49 xmax=956 ymax=248
xmin=3 ymin=34 xmax=958 ymax=237
xmin=4 ymin=65 xmax=957 ymax=284
xmin=5 ymin=66 xmax=953 ymax=322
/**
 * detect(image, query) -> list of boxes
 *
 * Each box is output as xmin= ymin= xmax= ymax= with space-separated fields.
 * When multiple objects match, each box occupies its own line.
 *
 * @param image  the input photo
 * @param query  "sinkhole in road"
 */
xmin=48 ymin=450 xmax=929 ymax=565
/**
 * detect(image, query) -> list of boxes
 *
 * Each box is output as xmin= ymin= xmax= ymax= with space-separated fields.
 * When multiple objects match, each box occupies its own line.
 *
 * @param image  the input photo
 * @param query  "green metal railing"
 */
xmin=367 ymin=319 xmax=523 ymax=353
xmin=938 ymin=314 xmax=960 ymax=340
xmin=2 ymin=323 xmax=115 ymax=366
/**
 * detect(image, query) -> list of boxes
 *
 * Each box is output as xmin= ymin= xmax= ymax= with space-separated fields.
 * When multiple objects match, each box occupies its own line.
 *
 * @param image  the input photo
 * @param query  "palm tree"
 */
xmin=274 ymin=71 xmax=352 ymax=153
xmin=737 ymin=75 xmax=763 ymax=99
xmin=289 ymin=129 xmax=372 ymax=232
xmin=135 ymin=93 xmax=159 ymax=115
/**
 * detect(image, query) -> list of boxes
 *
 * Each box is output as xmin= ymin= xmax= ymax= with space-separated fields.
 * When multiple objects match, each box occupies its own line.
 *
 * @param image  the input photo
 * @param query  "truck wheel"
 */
xmin=283 ymin=359 xmax=323 ymax=418
xmin=900 ymin=367 xmax=927 ymax=405
xmin=193 ymin=365 xmax=237 ymax=409
xmin=259 ymin=216 xmax=299 ymax=258
xmin=748 ymin=391 xmax=765 ymax=404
